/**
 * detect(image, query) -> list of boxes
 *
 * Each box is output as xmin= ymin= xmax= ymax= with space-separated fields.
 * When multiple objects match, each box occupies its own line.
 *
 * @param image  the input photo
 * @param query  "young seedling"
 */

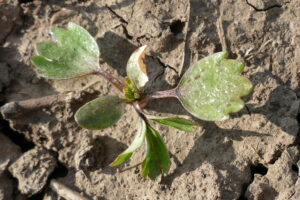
xmin=32 ymin=22 xmax=253 ymax=181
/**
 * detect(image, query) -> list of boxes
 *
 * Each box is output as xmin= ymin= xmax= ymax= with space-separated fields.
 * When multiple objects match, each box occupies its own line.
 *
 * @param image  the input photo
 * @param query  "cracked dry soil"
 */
xmin=0 ymin=0 xmax=299 ymax=199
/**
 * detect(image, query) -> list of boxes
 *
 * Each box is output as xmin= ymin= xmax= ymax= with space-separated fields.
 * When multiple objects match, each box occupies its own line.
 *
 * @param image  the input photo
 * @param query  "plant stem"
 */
xmin=133 ymin=101 xmax=147 ymax=120
xmin=95 ymin=66 xmax=124 ymax=92
xmin=147 ymin=88 xmax=177 ymax=99
xmin=137 ymin=88 xmax=177 ymax=109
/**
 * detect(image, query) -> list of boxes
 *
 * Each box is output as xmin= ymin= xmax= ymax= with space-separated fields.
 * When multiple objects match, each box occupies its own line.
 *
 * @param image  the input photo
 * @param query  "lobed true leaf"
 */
xmin=176 ymin=52 xmax=253 ymax=121
xmin=32 ymin=22 xmax=99 ymax=79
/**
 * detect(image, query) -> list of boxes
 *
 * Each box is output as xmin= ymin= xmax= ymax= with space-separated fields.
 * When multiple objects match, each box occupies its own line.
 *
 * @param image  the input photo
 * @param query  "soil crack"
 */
xmin=0 ymin=114 xmax=34 ymax=152
xmin=106 ymin=6 xmax=134 ymax=40
xmin=295 ymin=112 xmax=300 ymax=145
xmin=114 ymin=24 xmax=133 ymax=40
xmin=136 ymin=34 xmax=154 ymax=44
xmin=238 ymin=163 xmax=269 ymax=199
xmin=130 ymin=0 xmax=136 ymax=19
xmin=245 ymin=0 xmax=282 ymax=11
xmin=151 ymin=56 xmax=179 ymax=84
xmin=152 ymin=65 xmax=165 ymax=84
xmin=148 ymin=56 xmax=179 ymax=89
xmin=106 ymin=5 xmax=128 ymax=24
xmin=156 ymin=57 xmax=179 ymax=75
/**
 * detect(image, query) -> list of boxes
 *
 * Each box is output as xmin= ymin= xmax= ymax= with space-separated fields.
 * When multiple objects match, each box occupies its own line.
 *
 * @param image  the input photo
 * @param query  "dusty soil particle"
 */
xmin=246 ymin=147 xmax=300 ymax=200
xmin=0 ymin=0 xmax=20 ymax=43
xmin=8 ymin=147 xmax=57 ymax=195
xmin=0 ymin=133 xmax=22 ymax=200
xmin=74 ymin=133 xmax=104 ymax=171
xmin=245 ymin=174 xmax=277 ymax=200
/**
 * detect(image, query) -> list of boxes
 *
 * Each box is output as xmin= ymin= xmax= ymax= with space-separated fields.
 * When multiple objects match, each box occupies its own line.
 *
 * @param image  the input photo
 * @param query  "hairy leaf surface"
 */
xmin=75 ymin=96 xmax=124 ymax=130
xmin=32 ymin=22 xmax=99 ymax=79
xmin=177 ymin=52 xmax=252 ymax=121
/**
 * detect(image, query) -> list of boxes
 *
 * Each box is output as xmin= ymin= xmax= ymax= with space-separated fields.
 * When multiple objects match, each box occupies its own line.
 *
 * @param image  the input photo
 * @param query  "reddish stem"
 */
xmin=95 ymin=65 xmax=178 ymax=110
xmin=137 ymin=88 xmax=177 ymax=109
xmin=94 ymin=66 xmax=124 ymax=92
xmin=147 ymin=88 xmax=177 ymax=99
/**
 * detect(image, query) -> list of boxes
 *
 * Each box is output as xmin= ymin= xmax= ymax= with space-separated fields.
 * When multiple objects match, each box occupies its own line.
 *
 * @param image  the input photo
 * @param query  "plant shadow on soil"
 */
xmin=246 ymin=72 xmax=299 ymax=135
xmin=97 ymin=30 xmax=189 ymax=116
xmin=97 ymin=31 xmax=136 ymax=78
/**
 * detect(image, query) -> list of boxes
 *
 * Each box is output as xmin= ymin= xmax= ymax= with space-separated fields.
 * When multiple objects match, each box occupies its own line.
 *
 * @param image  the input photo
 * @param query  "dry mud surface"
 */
xmin=0 ymin=0 xmax=299 ymax=199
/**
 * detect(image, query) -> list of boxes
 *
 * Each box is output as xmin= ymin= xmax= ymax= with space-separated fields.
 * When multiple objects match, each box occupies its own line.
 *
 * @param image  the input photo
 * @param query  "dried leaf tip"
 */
xmin=136 ymin=45 xmax=147 ymax=74
xmin=126 ymin=45 xmax=149 ymax=89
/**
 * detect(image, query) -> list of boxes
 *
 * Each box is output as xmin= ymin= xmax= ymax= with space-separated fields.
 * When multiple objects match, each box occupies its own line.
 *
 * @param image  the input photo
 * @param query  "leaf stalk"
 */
xmin=95 ymin=66 xmax=124 ymax=92
xmin=147 ymin=88 xmax=177 ymax=99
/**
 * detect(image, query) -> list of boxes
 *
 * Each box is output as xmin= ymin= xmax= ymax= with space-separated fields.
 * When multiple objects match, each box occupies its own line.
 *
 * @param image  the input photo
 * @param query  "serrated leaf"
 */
xmin=75 ymin=96 xmax=124 ymax=130
xmin=152 ymin=117 xmax=198 ymax=132
xmin=177 ymin=52 xmax=253 ymax=121
xmin=110 ymin=117 xmax=146 ymax=166
xmin=142 ymin=124 xmax=170 ymax=181
xmin=32 ymin=22 xmax=99 ymax=79
xmin=126 ymin=45 xmax=148 ymax=90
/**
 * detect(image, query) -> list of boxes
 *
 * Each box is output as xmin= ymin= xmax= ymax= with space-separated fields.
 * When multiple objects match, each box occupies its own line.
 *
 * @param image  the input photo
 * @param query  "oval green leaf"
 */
xmin=126 ymin=45 xmax=149 ymax=90
xmin=152 ymin=117 xmax=198 ymax=132
xmin=142 ymin=124 xmax=170 ymax=181
xmin=110 ymin=117 xmax=146 ymax=166
xmin=32 ymin=22 xmax=99 ymax=79
xmin=75 ymin=96 xmax=124 ymax=130
xmin=177 ymin=52 xmax=253 ymax=121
